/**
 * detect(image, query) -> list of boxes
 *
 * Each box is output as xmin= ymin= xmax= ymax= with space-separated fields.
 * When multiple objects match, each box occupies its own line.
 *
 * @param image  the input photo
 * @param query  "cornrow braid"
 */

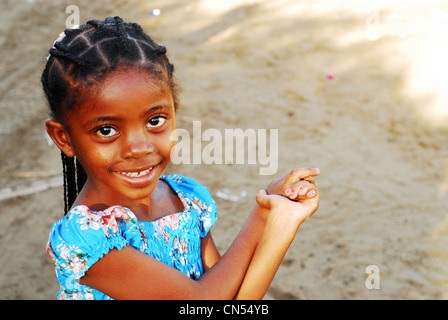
xmin=49 ymin=46 xmax=85 ymax=66
xmin=42 ymin=17 xmax=179 ymax=215
xmin=114 ymin=16 xmax=128 ymax=47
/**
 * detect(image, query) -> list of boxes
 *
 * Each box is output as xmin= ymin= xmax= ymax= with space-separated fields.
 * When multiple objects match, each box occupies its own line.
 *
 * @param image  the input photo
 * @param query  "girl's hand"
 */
xmin=255 ymin=187 xmax=319 ymax=230
xmin=265 ymin=167 xmax=320 ymax=201
xmin=234 ymin=168 xmax=321 ymax=299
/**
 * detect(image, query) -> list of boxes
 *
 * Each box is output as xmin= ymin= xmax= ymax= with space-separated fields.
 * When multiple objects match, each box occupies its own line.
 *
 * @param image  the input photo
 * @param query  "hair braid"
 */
xmin=86 ymin=19 xmax=102 ymax=28
xmin=61 ymin=152 xmax=77 ymax=215
xmin=114 ymin=16 xmax=128 ymax=47
xmin=49 ymin=47 xmax=85 ymax=66
xmin=75 ymin=158 xmax=87 ymax=195
xmin=61 ymin=152 xmax=69 ymax=215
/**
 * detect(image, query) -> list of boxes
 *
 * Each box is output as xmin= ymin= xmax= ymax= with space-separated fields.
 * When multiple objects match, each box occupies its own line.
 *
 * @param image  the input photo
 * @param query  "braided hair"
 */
xmin=41 ymin=17 xmax=179 ymax=215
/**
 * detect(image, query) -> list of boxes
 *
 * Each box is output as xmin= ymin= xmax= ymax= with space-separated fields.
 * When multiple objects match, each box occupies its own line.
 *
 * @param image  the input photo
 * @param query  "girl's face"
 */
xmin=63 ymin=68 xmax=176 ymax=206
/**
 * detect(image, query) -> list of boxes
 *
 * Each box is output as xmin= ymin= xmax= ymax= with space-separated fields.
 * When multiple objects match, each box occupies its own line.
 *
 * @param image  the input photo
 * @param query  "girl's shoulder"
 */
xmin=47 ymin=205 xmax=140 ymax=254
xmin=161 ymin=174 xmax=216 ymax=208
xmin=46 ymin=204 xmax=140 ymax=288
xmin=161 ymin=174 xmax=203 ymax=188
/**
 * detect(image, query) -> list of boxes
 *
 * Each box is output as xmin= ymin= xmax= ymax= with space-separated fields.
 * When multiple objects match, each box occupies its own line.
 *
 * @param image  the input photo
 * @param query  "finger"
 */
xmin=301 ymin=193 xmax=320 ymax=217
xmin=283 ymin=168 xmax=320 ymax=190
xmin=287 ymin=180 xmax=316 ymax=197
xmin=256 ymin=189 xmax=272 ymax=209
xmin=285 ymin=180 xmax=317 ymax=200
xmin=303 ymin=176 xmax=317 ymax=186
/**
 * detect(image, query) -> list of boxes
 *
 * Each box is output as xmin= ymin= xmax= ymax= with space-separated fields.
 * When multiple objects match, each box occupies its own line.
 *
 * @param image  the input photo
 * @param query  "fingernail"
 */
xmin=314 ymin=168 xmax=320 ymax=173
xmin=308 ymin=190 xmax=316 ymax=197
xmin=285 ymin=188 xmax=292 ymax=196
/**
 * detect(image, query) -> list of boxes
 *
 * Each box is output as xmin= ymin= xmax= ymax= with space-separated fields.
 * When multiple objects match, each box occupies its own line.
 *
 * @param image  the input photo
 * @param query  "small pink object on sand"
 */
xmin=327 ymin=74 xmax=334 ymax=80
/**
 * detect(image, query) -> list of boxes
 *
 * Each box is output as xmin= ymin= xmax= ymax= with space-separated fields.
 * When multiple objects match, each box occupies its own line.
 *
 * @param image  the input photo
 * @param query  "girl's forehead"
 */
xmin=99 ymin=68 xmax=170 ymax=96
xmin=73 ymin=68 xmax=174 ymax=117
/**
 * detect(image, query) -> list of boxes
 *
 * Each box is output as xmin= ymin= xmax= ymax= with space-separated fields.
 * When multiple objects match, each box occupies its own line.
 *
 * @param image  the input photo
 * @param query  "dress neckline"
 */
xmin=69 ymin=175 xmax=188 ymax=224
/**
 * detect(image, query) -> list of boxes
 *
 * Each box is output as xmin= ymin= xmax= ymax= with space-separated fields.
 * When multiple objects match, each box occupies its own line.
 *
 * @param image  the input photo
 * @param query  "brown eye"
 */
xmin=96 ymin=126 xmax=117 ymax=137
xmin=147 ymin=115 xmax=167 ymax=128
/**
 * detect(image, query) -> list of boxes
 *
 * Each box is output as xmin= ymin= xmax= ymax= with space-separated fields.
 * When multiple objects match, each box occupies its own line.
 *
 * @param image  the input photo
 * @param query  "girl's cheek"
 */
xmin=167 ymin=133 xmax=177 ymax=159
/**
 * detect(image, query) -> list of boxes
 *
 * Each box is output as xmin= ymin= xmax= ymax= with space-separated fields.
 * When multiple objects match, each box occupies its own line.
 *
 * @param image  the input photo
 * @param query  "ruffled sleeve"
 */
xmin=163 ymin=174 xmax=217 ymax=237
xmin=46 ymin=205 xmax=140 ymax=287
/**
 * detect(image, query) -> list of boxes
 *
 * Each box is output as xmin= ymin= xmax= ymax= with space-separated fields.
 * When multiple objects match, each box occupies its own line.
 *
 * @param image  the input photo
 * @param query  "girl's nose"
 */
xmin=121 ymin=130 xmax=154 ymax=159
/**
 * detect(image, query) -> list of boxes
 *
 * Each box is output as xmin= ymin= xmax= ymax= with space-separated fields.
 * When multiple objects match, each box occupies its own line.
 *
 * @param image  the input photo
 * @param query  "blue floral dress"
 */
xmin=46 ymin=174 xmax=217 ymax=300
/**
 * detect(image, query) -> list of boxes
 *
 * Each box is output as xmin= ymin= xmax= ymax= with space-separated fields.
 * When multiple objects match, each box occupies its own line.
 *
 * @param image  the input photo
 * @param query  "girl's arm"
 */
xmin=79 ymin=204 xmax=269 ymax=299
xmin=198 ymin=168 xmax=320 ymax=300
xmin=234 ymin=188 xmax=319 ymax=299
xmin=234 ymin=168 xmax=320 ymax=299
xmin=81 ymin=168 xmax=318 ymax=299
xmin=200 ymin=206 xmax=269 ymax=272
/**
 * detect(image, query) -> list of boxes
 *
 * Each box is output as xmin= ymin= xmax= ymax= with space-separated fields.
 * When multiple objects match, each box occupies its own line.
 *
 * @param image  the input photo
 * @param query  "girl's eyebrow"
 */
xmin=83 ymin=105 xmax=172 ymax=129
xmin=83 ymin=116 xmax=119 ymax=129
xmin=141 ymin=104 xmax=171 ymax=117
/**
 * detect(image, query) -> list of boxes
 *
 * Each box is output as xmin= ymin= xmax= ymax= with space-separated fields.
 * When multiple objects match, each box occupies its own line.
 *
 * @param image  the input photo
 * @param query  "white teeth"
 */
xmin=118 ymin=168 xmax=152 ymax=178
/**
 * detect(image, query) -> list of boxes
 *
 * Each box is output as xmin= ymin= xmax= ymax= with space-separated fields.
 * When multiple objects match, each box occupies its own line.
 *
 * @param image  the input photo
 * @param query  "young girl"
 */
xmin=43 ymin=17 xmax=320 ymax=300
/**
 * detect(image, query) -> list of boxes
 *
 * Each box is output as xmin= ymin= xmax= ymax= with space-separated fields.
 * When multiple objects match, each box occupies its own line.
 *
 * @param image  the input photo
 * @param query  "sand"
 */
xmin=1 ymin=0 xmax=448 ymax=299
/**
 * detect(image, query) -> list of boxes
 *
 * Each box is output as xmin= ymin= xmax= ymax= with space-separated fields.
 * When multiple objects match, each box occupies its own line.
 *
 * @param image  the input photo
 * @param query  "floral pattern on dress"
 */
xmin=75 ymin=205 xmax=134 ymax=237
xmin=46 ymin=174 xmax=217 ymax=300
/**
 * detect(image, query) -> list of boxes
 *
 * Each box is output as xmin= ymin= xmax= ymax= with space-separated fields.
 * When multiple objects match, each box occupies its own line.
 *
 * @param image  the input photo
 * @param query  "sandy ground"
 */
xmin=1 ymin=0 xmax=448 ymax=299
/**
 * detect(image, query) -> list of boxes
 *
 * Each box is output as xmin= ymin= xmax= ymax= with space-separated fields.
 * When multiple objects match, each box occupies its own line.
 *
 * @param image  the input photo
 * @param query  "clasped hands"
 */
xmin=256 ymin=168 xmax=320 ymax=228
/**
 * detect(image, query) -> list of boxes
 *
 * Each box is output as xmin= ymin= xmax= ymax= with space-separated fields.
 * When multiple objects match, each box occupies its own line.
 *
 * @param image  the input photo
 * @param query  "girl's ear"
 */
xmin=45 ymin=119 xmax=75 ymax=158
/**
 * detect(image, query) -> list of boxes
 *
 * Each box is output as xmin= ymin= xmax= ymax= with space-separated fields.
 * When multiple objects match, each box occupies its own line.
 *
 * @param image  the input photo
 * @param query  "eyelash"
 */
xmin=95 ymin=114 xmax=168 ymax=137
xmin=96 ymin=126 xmax=117 ymax=137
xmin=147 ymin=114 xmax=167 ymax=129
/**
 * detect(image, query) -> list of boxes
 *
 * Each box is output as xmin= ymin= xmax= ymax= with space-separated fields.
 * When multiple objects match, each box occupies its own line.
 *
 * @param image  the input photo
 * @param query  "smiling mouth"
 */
xmin=117 ymin=168 xmax=153 ymax=178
